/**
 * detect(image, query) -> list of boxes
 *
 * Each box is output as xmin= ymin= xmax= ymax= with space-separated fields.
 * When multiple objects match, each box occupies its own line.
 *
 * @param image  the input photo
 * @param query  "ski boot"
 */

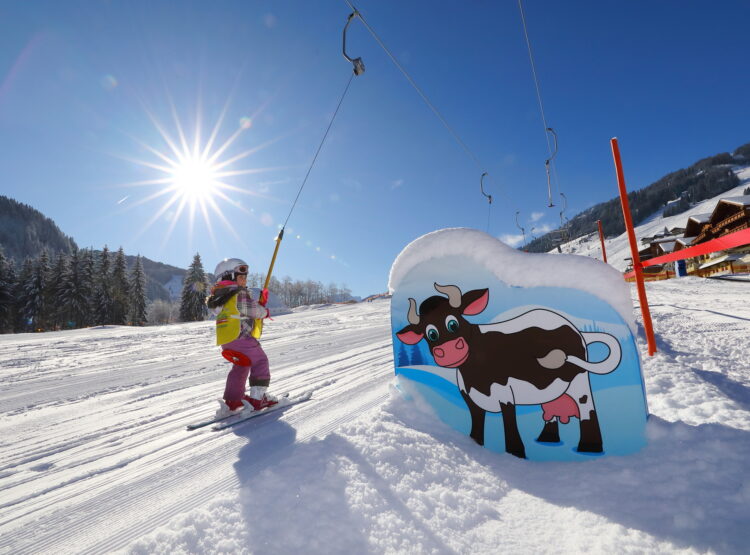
xmin=244 ymin=386 xmax=279 ymax=411
xmin=216 ymin=397 xmax=250 ymax=418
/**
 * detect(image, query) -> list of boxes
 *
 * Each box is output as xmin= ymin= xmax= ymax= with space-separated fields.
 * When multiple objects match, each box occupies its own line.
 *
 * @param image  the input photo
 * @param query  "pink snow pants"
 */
xmin=221 ymin=336 xmax=270 ymax=401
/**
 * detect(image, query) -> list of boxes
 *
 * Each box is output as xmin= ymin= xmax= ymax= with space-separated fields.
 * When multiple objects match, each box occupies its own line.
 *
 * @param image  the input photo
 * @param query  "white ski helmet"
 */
xmin=214 ymin=258 xmax=249 ymax=282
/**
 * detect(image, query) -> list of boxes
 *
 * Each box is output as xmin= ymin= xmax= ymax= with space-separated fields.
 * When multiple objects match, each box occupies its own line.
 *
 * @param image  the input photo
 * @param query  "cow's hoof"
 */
xmin=536 ymin=420 xmax=560 ymax=444
xmin=536 ymin=428 xmax=560 ymax=444
xmin=507 ymin=448 xmax=526 ymax=459
xmin=577 ymin=442 xmax=603 ymax=453
xmin=471 ymin=435 xmax=485 ymax=446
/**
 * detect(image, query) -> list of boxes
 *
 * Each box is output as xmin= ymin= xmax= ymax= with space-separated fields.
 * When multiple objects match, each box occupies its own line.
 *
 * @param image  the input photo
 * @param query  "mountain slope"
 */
xmin=526 ymin=141 xmax=750 ymax=253
xmin=0 ymin=196 xmax=78 ymax=261
xmin=0 ymin=195 xmax=186 ymax=301
xmin=561 ymin=165 xmax=750 ymax=270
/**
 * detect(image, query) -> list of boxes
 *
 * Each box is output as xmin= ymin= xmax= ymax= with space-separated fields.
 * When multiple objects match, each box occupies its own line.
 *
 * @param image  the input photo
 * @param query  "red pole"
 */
xmin=596 ymin=219 xmax=608 ymax=263
xmin=610 ymin=138 xmax=657 ymax=356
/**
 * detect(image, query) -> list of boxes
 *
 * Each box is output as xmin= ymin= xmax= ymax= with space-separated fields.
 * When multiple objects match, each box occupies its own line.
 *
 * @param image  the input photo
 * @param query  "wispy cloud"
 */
xmin=532 ymin=223 xmax=554 ymax=235
xmin=530 ymin=211 xmax=544 ymax=223
xmin=499 ymin=233 xmax=524 ymax=247
xmin=391 ymin=179 xmax=404 ymax=190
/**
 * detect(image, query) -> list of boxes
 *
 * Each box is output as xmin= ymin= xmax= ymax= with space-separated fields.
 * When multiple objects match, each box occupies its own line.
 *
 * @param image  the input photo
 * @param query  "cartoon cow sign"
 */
xmin=396 ymin=283 xmax=622 ymax=459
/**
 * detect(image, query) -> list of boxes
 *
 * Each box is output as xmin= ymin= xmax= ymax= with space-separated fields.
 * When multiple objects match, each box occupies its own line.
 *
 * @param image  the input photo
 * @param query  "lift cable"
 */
xmin=281 ymin=72 xmax=355 ymax=230
xmin=544 ymin=127 xmax=558 ymax=208
xmin=518 ymin=0 xmax=560 ymax=207
xmin=515 ymin=210 xmax=527 ymax=247
xmin=480 ymin=172 xmax=493 ymax=232
xmin=253 ymin=12 xmax=363 ymax=339
xmin=341 ymin=1 xmax=516 ymax=210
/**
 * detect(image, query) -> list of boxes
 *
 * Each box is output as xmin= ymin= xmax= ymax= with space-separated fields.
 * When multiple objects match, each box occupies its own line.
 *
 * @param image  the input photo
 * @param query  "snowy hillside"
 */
xmin=559 ymin=165 xmax=750 ymax=270
xmin=1 ymin=267 xmax=749 ymax=553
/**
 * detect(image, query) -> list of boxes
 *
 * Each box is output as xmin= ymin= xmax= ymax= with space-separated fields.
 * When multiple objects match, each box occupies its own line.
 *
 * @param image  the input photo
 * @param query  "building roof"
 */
xmin=709 ymin=196 xmax=750 ymax=224
xmin=657 ymin=241 xmax=676 ymax=253
xmin=676 ymin=236 xmax=697 ymax=246
xmin=688 ymin=213 xmax=712 ymax=223
xmin=719 ymin=195 xmax=750 ymax=208
xmin=698 ymin=253 xmax=741 ymax=270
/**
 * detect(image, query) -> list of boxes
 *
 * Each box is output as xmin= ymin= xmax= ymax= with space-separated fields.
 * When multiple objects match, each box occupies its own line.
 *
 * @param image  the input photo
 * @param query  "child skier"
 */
xmin=206 ymin=258 xmax=278 ymax=414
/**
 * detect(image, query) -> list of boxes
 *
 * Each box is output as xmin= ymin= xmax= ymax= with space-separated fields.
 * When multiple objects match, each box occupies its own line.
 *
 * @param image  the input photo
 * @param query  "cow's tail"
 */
xmin=566 ymin=332 xmax=622 ymax=375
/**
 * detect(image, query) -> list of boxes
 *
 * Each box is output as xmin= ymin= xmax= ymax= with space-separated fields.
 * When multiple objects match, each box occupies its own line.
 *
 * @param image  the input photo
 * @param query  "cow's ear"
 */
xmin=462 ymin=289 xmax=489 ymax=316
xmin=396 ymin=325 xmax=424 ymax=345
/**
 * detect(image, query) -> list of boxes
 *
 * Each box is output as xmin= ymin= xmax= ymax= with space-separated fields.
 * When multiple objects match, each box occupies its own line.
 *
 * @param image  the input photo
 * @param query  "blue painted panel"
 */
xmin=390 ymin=236 xmax=648 ymax=461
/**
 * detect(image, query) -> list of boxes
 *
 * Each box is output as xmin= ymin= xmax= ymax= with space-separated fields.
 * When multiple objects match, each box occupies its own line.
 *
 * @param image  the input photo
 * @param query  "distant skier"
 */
xmin=206 ymin=258 xmax=278 ymax=414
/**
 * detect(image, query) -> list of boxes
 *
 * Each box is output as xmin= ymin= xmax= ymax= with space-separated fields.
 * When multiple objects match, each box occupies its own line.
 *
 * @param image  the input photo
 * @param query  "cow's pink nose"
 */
xmin=433 ymin=348 xmax=445 ymax=358
xmin=457 ymin=338 xmax=465 ymax=350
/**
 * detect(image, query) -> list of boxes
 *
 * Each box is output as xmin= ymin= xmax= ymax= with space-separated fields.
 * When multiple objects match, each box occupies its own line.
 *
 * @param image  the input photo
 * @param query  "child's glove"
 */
xmin=259 ymin=288 xmax=269 ymax=306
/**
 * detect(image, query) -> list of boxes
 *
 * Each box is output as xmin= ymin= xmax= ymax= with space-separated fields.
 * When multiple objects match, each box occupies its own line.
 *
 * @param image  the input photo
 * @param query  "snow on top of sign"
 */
xmin=388 ymin=228 xmax=635 ymax=331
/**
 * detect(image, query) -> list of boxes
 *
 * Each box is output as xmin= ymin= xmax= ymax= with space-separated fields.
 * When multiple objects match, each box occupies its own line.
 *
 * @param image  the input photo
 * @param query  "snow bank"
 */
xmin=389 ymin=227 xmax=636 ymax=332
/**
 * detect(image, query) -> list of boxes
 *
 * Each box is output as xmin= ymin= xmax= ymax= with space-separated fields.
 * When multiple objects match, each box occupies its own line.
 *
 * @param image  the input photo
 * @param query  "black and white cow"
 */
xmin=396 ymin=283 xmax=621 ymax=458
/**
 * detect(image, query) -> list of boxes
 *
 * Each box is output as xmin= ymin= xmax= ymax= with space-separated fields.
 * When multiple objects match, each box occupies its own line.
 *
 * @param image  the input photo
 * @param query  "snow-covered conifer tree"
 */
xmin=111 ymin=247 xmax=130 ymax=325
xmin=15 ymin=258 xmax=35 ymax=331
xmin=93 ymin=246 xmax=114 ymax=325
xmin=128 ymin=255 xmax=148 ymax=326
xmin=22 ymin=250 xmax=51 ymax=331
xmin=59 ymin=249 xmax=89 ymax=329
xmin=79 ymin=248 xmax=95 ymax=327
xmin=0 ymin=250 xmax=14 ymax=333
xmin=179 ymin=253 xmax=208 ymax=322
xmin=46 ymin=252 xmax=68 ymax=330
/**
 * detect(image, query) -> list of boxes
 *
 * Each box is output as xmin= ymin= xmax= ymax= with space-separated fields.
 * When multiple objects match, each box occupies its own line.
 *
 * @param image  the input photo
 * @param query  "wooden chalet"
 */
xmin=627 ymin=195 xmax=750 ymax=281
xmin=689 ymin=196 xmax=750 ymax=277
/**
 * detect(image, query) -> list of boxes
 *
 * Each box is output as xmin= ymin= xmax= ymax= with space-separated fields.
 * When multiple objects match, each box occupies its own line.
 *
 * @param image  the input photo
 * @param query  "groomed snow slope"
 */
xmin=1 ymin=278 xmax=749 ymax=553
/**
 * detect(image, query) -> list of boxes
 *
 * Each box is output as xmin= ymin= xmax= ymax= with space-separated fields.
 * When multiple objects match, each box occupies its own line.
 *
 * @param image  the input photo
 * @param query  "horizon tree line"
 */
xmin=0 ymin=248 xmax=357 ymax=334
xmin=0 ymin=245 xmax=148 ymax=333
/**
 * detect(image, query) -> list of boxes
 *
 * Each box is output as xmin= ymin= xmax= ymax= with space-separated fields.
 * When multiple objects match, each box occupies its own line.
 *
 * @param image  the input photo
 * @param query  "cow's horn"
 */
xmin=407 ymin=298 xmax=420 ymax=325
xmin=434 ymin=283 xmax=462 ymax=308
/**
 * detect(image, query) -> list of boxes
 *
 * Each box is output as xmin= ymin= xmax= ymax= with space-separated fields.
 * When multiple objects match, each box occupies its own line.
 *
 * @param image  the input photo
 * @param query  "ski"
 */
xmin=186 ymin=391 xmax=311 ymax=431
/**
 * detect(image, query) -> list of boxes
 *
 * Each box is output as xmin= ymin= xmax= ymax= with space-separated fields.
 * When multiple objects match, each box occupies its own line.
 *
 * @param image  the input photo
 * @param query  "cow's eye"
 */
xmin=425 ymin=325 xmax=439 ymax=342
xmin=445 ymin=316 xmax=459 ymax=333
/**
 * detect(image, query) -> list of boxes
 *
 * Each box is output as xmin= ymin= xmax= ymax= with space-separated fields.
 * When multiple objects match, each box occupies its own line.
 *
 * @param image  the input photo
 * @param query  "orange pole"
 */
xmin=610 ymin=138 xmax=657 ymax=356
xmin=596 ymin=219 xmax=608 ymax=263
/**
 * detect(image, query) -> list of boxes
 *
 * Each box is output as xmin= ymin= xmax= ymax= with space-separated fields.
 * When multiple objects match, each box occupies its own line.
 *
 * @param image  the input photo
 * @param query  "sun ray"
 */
xmin=193 ymin=88 xmax=203 ymax=159
xmin=160 ymin=194 xmax=190 ymax=249
xmin=166 ymin=90 xmax=191 ymax=158
xmin=202 ymin=95 xmax=232 ymax=160
xmin=213 ymin=165 xmax=291 ymax=179
xmin=141 ymin=105 xmax=184 ymax=162
xmin=101 ymin=177 xmax=174 ymax=190
xmin=120 ymin=186 xmax=177 ymax=211
xmin=117 ymin=85 xmax=289 ymax=249
xmin=205 ymin=194 xmax=244 ymax=241
xmin=130 ymin=190 xmax=183 ymax=242
xmin=210 ymin=128 xmax=295 ymax=170
xmin=199 ymin=197 xmax=219 ymax=252
xmin=205 ymin=125 xmax=247 ymax=166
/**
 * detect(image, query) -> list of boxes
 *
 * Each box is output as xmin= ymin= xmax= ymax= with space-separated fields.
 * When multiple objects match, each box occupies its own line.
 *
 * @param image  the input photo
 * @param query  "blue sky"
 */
xmin=2 ymin=1 xmax=749 ymax=298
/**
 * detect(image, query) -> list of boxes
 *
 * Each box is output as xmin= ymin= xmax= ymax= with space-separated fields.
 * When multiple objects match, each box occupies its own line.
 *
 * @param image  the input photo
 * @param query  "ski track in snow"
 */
xmin=0 ymin=302 xmax=394 ymax=554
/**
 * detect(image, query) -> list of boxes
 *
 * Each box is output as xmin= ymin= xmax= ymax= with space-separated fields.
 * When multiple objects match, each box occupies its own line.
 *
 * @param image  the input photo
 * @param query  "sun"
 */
xmin=168 ymin=155 xmax=219 ymax=203
xmin=115 ymin=96 xmax=286 ymax=249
